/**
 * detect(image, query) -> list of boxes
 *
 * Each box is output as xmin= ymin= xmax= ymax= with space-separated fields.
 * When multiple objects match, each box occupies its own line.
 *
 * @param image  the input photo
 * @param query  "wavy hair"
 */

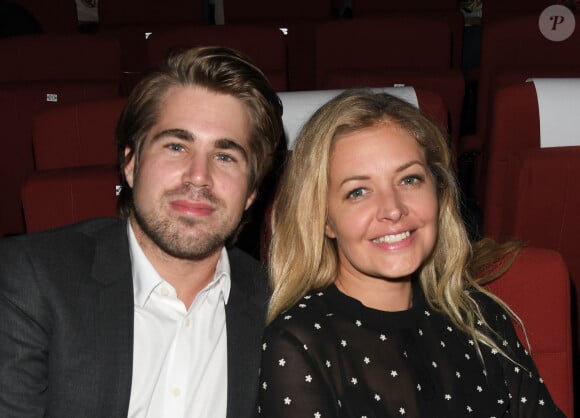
xmin=267 ymin=89 xmax=522 ymax=360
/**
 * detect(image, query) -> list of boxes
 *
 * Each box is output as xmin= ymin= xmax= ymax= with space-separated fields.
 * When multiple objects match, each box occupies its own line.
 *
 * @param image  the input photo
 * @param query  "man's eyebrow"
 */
xmin=215 ymin=138 xmax=249 ymax=162
xmin=151 ymin=128 xmax=194 ymax=142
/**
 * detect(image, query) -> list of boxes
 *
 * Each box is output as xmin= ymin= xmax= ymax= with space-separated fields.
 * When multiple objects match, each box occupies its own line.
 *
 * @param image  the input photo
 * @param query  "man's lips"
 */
xmin=170 ymin=199 xmax=215 ymax=216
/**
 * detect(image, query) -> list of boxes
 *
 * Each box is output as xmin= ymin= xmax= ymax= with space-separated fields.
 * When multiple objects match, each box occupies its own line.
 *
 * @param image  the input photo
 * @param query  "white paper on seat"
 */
xmin=529 ymin=78 xmax=580 ymax=148
xmin=278 ymin=87 xmax=419 ymax=149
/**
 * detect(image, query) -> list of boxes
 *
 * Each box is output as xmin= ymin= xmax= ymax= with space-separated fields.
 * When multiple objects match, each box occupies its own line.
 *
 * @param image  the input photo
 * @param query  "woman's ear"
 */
xmin=325 ymin=222 xmax=336 ymax=239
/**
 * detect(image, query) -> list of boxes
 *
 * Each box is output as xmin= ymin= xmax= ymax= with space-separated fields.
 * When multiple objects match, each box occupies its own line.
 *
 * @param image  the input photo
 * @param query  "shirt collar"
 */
xmin=127 ymin=220 xmax=231 ymax=308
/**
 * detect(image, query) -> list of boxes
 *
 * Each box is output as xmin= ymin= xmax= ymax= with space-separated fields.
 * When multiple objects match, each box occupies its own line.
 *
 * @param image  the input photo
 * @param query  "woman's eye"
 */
xmin=347 ymin=188 xmax=367 ymax=199
xmin=401 ymin=175 xmax=423 ymax=186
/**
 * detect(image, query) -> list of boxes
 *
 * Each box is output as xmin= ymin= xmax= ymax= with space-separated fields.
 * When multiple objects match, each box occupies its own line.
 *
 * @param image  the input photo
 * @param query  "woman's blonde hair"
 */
xmin=268 ymin=89 xmax=522 ymax=358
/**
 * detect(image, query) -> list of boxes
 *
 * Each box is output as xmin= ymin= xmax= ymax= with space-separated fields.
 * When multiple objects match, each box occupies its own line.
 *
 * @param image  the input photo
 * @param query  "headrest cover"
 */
xmin=278 ymin=87 xmax=419 ymax=149
xmin=529 ymin=78 xmax=580 ymax=148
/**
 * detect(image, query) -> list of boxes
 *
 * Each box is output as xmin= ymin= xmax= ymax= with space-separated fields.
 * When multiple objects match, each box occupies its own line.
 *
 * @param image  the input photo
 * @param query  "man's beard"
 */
xmin=133 ymin=187 xmax=238 ymax=260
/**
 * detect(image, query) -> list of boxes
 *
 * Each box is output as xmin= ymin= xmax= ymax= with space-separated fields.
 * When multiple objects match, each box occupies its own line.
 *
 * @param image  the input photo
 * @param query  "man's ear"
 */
xmin=123 ymin=147 xmax=135 ymax=188
xmin=244 ymin=189 xmax=257 ymax=211
xmin=325 ymin=221 xmax=336 ymax=239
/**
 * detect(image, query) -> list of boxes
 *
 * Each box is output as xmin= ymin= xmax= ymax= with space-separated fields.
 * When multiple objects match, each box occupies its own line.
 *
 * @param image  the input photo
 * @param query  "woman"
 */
xmin=258 ymin=90 xmax=564 ymax=417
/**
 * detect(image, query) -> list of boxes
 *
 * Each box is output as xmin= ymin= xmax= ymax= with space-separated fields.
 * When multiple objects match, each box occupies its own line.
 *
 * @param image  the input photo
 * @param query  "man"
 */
xmin=0 ymin=46 xmax=283 ymax=417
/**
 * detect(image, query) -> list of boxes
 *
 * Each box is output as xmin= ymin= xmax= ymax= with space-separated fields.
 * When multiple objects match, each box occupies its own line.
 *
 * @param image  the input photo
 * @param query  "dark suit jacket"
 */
xmin=0 ymin=218 xmax=269 ymax=417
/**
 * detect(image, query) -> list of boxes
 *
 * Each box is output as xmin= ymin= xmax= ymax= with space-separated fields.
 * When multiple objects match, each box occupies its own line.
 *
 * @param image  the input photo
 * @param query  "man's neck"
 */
xmin=130 ymin=219 xmax=223 ymax=309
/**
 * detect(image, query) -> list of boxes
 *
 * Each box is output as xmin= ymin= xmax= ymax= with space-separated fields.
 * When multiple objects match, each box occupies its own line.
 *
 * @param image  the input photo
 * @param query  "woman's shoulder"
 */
xmin=265 ymin=287 xmax=337 ymax=340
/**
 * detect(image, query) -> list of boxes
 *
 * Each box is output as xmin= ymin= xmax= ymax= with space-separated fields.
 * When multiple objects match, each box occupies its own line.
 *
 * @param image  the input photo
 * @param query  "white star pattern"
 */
xmin=259 ymin=285 xmax=558 ymax=416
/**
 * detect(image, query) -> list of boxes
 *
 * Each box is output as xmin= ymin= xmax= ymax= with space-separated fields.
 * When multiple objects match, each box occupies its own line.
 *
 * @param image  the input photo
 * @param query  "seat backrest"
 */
xmin=481 ymin=0 xmax=573 ymax=25
xmin=277 ymin=87 xmax=447 ymax=148
xmin=501 ymin=146 xmax=580 ymax=386
xmin=315 ymin=16 xmax=452 ymax=86
xmin=21 ymin=165 xmax=120 ymax=233
xmin=98 ymin=0 xmax=204 ymax=25
xmin=485 ymin=247 xmax=574 ymax=418
xmin=33 ymin=97 xmax=126 ymax=170
xmin=483 ymin=79 xmax=580 ymax=238
xmin=222 ymin=0 xmax=334 ymax=24
xmin=14 ymin=0 xmax=78 ymax=33
xmin=318 ymin=67 xmax=464 ymax=152
xmin=0 ymin=34 xmax=121 ymax=236
xmin=147 ymin=24 xmax=288 ymax=91
xmin=476 ymin=13 xmax=580 ymax=140
xmin=349 ymin=2 xmax=464 ymax=68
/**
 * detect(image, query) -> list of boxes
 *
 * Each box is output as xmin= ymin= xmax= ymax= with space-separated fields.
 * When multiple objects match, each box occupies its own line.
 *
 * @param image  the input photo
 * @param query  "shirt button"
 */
xmin=160 ymin=287 xmax=169 ymax=296
xmin=171 ymin=387 xmax=181 ymax=397
xmin=184 ymin=318 xmax=191 ymax=327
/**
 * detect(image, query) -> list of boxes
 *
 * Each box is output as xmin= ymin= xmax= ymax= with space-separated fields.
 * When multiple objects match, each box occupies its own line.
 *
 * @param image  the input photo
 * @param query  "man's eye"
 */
xmin=347 ymin=188 xmax=366 ymax=199
xmin=167 ymin=143 xmax=185 ymax=152
xmin=216 ymin=153 xmax=235 ymax=162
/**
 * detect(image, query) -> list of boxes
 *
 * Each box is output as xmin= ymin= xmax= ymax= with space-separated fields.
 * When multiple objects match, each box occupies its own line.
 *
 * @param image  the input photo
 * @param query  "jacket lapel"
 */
xmin=90 ymin=221 xmax=135 ymax=417
xmin=225 ymin=249 xmax=269 ymax=418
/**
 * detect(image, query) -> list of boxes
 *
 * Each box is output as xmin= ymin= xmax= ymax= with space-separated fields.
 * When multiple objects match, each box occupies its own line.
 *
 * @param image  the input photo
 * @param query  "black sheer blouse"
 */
xmin=258 ymin=282 xmax=564 ymax=417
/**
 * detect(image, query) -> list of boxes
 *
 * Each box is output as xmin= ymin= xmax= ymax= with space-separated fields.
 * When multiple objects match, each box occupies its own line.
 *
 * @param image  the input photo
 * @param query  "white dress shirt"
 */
xmin=126 ymin=222 xmax=231 ymax=418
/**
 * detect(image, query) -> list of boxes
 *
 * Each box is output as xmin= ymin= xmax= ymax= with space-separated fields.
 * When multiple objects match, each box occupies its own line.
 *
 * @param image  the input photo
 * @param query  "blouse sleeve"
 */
xmin=257 ymin=323 xmax=338 ymax=418
xmin=481 ymin=296 xmax=566 ymax=418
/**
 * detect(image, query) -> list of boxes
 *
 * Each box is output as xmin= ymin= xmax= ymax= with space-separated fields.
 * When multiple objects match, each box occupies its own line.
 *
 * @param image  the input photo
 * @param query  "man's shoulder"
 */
xmin=0 ymin=217 xmax=125 ymax=259
xmin=226 ymin=247 xmax=269 ymax=301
